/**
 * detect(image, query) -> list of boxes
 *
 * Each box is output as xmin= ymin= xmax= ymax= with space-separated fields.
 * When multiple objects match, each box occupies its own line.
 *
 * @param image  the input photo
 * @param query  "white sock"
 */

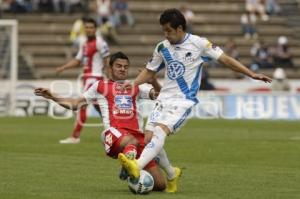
xmin=157 ymin=148 xmax=176 ymax=180
xmin=137 ymin=126 xmax=167 ymax=169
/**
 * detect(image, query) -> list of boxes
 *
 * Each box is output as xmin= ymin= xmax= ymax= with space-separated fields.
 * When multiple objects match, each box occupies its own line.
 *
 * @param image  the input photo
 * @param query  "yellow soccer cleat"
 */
xmin=166 ymin=167 xmax=182 ymax=193
xmin=118 ymin=153 xmax=140 ymax=179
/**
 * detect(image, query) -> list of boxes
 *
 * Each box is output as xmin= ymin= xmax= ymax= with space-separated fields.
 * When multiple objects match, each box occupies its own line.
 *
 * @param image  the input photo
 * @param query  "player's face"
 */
xmin=110 ymin=58 xmax=130 ymax=80
xmin=162 ymin=23 xmax=183 ymax=44
xmin=84 ymin=23 xmax=97 ymax=38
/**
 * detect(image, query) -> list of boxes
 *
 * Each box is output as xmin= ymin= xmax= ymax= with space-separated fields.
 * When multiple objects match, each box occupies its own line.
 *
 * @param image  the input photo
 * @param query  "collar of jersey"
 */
xmin=174 ymin=33 xmax=190 ymax=45
xmin=109 ymin=79 xmax=125 ymax=83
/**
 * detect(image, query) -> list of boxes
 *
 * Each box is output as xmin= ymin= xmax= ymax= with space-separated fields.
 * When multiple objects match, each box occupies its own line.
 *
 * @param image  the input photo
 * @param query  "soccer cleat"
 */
xmin=118 ymin=153 xmax=140 ymax=179
xmin=59 ymin=137 xmax=80 ymax=144
xmin=166 ymin=167 xmax=182 ymax=193
xmin=119 ymin=167 xmax=129 ymax=181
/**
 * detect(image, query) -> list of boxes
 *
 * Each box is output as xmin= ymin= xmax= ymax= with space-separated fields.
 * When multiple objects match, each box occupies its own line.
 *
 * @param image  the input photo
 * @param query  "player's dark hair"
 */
xmin=84 ymin=17 xmax=97 ymax=27
xmin=159 ymin=8 xmax=186 ymax=31
xmin=109 ymin=52 xmax=130 ymax=66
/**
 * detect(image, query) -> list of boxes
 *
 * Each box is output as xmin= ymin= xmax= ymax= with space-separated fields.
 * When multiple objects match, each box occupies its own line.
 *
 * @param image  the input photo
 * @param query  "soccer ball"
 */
xmin=127 ymin=170 xmax=154 ymax=194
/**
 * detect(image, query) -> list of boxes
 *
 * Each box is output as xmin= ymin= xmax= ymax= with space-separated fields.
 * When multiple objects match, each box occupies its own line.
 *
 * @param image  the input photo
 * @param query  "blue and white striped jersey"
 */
xmin=146 ymin=33 xmax=223 ymax=103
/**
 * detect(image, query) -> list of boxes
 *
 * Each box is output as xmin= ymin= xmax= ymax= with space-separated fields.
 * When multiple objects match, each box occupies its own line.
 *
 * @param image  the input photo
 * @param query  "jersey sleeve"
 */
xmin=198 ymin=37 xmax=224 ymax=60
xmin=75 ymin=44 xmax=84 ymax=61
xmin=96 ymin=37 xmax=110 ymax=58
xmin=138 ymin=84 xmax=152 ymax=99
xmin=146 ymin=43 xmax=165 ymax=72
xmin=82 ymin=81 xmax=99 ymax=103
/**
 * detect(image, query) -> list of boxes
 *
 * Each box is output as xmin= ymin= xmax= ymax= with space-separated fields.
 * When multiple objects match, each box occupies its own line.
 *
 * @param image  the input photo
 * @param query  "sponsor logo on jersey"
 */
xmin=115 ymin=95 xmax=133 ymax=109
xmin=167 ymin=60 xmax=185 ymax=80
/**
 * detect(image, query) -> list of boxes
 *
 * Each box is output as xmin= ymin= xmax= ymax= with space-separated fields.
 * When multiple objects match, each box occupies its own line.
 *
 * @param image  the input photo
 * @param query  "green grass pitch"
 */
xmin=0 ymin=117 xmax=300 ymax=199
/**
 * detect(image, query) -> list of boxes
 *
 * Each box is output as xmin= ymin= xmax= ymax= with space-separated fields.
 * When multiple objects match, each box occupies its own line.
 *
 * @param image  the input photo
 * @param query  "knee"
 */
xmin=144 ymin=130 xmax=153 ymax=144
xmin=156 ymin=123 xmax=171 ymax=135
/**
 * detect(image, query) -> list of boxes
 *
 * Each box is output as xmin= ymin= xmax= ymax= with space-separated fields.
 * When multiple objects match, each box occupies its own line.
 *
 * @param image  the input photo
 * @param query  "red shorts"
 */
xmin=102 ymin=127 xmax=156 ymax=169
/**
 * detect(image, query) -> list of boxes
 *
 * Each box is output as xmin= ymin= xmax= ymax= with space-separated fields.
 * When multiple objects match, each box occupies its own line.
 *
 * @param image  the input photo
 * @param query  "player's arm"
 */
xmin=218 ymin=53 xmax=272 ymax=83
xmin=56 ymin=59 xmax=81 ymax=74
xmin=133 ymin=68 xmax=156 ymax=87
xmin=147 ymin=74 xmax=161 ymax=93
xmin=98 ymin=38 xmax=110 ymax=77
xmin=102 ymin=55 xmax=110 ymax=77
xmin=34 ymin=88 xmax=87 ymax=110
xmin=147 ymin=73 xmax=161 ymax=99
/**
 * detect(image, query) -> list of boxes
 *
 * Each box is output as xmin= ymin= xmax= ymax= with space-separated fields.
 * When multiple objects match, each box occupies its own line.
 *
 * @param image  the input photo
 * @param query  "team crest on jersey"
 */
xmin=114 ymin=95 xmax=133 ymax=109
xmin=167 ymin=60 xmax=185 ymax=80
xmin=184 ymin=52 xmax=195 ymax=62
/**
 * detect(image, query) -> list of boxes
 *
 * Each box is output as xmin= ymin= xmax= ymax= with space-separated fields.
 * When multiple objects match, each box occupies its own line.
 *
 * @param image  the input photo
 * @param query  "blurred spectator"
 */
xmin=240 ymin=12 xmax=258 ymax=39
xmin=38 ymin=0 xmax=54 ymax=13
xmin=271 ymin=67 xmax=290 ymax=91
xmin=245 ymin=0 xmax=269 ymax=21
xmin=200 ymin=69 xmax=215 ymax=91
xmin=265 ymin=0 xmax=281 ymax=15
xmin=2 ymin=0 xmax=32 ymax=13
xmin=100 ymin=17 xmax=118 ymax=44
xmin=250 ymin=40 xmax=273 ymax=70
xmin=52 ymin=0 xmax=65 ymax=12
xmin=272 ymin=36 xmax=294 ymax=68
xmin=69 ymin=17 xmax=86 ymax=48
xmin=47 ymin=0 xmax=87 ymax=13
xmin=113 ymin=0 xmax=134 ymax=27
xmin=66 ymin=0 xmax=86 ymax=13
xmin=1 ymin=0 xmax=10 ymax=12
xmin=179 ymin=4 xmax=194 ymax=33
xmin=224 ymin=38 xmax=240 ymax=60
xmin=96 ymin=0 xmax=113 ymax=26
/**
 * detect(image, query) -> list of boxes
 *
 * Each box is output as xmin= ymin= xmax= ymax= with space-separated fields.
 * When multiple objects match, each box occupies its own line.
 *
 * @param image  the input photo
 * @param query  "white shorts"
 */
xmin=145 ymin=99 xmax=194 ymax=134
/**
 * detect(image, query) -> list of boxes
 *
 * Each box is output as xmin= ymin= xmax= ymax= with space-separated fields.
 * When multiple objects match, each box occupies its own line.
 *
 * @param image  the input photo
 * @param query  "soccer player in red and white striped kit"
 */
xmin=56 ymin=18 xmax=110 ymax=144
xmin=35 ymin=52 xmax=171 ymax=191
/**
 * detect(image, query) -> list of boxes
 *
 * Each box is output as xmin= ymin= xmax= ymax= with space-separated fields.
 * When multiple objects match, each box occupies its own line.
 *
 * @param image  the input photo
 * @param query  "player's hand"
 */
xmin=55 ymin=66 xmax=64 ymax=74
xmin=34 ymin=88 xmax=53 ymax=99
xmin=251 ymin=73 xmax=272 ymax=83
xmin=121 ymin=80 xmax=133 ymax=90
xmin=149 ymin=89 xmax=159 ymax=100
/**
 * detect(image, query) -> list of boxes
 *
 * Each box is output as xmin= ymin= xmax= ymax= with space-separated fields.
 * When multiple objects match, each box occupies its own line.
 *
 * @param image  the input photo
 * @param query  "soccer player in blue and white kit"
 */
xmin=119 ymin=8 xmax=272 ymax=192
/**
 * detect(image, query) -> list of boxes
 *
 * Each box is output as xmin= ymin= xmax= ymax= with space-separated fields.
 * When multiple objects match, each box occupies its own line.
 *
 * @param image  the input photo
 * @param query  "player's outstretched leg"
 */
xmin=119 ymin=144 xmax=137 ymax=180
xmin=118 ymin=153 xmax=140 ymax=179
xmin=166 ymin=167 xmax=182 ymax=193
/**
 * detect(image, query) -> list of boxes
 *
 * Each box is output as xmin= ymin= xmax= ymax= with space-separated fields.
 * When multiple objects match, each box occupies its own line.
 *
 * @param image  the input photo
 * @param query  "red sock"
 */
xmin=72 ymin=108 xmax=87 ymax=138
xmin=123 ymin=144 xmax=137 ymax=160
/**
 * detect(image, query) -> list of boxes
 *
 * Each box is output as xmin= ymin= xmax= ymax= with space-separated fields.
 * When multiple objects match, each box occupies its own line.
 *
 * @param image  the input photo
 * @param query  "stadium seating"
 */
xmin=2 ymin=0 xmax=300 ymax=79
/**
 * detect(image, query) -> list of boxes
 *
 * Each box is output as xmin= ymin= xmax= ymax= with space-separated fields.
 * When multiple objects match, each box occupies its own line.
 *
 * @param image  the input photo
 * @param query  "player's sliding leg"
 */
xmin=119 ymin=125 xmax=168 ymax=179
xmin=119 ymin=144 xmax=137 ymax=180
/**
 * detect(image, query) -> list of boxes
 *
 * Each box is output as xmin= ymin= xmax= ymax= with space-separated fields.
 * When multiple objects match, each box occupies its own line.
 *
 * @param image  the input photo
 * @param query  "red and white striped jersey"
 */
xmin=82 ymin=79 xmax=152 ymax=132
xmin=75 ymin=36 xmax=110 ymax=78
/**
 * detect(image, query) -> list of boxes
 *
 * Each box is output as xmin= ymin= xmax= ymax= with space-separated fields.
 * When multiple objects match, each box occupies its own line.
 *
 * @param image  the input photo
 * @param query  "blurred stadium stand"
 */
xmin=2 ymin=0 xmax=300 ymax=79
